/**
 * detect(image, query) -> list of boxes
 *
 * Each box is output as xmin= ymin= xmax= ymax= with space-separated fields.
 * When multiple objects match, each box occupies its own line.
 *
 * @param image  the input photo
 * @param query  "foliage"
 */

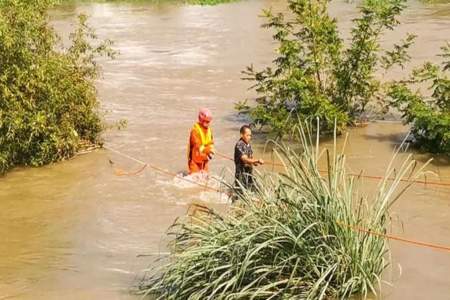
xmin=0 ymin=0 xmax=115 ymax=173
xmin=238 ymin=0 xmax=415 ymax=136
xmin=388 ymin=43 xmax=450 ymax=154
xmin=139 ymin=123 xmax=427 ymax=299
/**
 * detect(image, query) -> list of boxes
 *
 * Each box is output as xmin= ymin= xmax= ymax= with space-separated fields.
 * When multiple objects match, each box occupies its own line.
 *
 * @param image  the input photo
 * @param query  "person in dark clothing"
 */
xmin=234 ymin=125 xmax=264 ymax=194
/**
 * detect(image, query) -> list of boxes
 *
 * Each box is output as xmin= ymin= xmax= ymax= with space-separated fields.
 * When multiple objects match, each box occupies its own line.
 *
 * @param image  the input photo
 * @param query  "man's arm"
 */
xmin=241 ymin=154 xmax=264 ymax=166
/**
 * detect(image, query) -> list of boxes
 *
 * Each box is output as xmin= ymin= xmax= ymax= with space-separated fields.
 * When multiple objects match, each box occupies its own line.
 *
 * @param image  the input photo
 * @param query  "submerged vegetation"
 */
xmin=139 ymin=123 xmax=427 ymax=299
xmin=237 ymin=0 xmax=450 ymax=154
xmin=0 ymin=0 xmax=114 ymax=173
xmin=238 ymin=0 xmax=414 ymax=135
xmin=389 ymin=43 xmax=450 ymax=154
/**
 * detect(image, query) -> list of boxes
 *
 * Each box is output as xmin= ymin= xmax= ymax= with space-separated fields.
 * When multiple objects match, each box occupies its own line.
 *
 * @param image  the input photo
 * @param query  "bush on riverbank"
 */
xmin=237 ymin=0 xmax=415 ymax=135
xmin=389 ymin=43 xmax=450 ymax=154
xmin=0 ymin=0 xmax=114 ymax=173
xmin=139 ymin=124 xmax=427 ymax=299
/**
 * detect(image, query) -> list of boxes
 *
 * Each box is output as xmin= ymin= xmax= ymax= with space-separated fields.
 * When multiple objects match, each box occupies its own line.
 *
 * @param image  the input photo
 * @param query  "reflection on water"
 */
xmin=1 ymin=0 xmax=450 ymax=299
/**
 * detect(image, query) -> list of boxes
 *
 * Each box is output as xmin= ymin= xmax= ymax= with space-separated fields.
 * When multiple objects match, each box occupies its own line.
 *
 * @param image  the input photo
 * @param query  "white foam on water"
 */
xmin=167 ymin=172 xmax=223 ymax=190
xmin=172 ymin=172 xmax=210 ymax=189
xmin=156 ymin=172 xmax=231 ymax=204
xmin=199 ymin=191 xmax=231 ymax=204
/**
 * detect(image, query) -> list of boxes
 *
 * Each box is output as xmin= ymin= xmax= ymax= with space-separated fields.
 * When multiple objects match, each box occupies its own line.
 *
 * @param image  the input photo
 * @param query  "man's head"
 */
xmin=240 ymin=125 xmax=252 ymax=144
xmin=198 ymin=108 xmax=212 ymax=128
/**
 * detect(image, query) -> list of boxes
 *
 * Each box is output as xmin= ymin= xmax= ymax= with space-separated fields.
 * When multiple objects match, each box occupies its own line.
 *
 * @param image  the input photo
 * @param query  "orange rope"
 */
xmin=106 ymin=146 xmax=223 ymax=193
xmin=337 ymin=222 xmax=450 ymax=253
xmin=215 ymin=151 xmax=450 ymax=188
xmin=113 ymin=164 xmax=148 ymax=176
xmin=104 ymin=146 xmax=450 ymax=254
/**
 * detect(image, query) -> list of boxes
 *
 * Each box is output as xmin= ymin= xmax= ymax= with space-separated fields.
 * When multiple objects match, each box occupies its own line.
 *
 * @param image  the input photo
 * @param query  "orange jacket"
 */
xmin=188 ymin=123 xmax=214 ymax=165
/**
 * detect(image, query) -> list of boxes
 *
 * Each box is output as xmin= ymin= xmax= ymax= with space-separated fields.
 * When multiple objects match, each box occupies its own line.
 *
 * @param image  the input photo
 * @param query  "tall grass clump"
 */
xmin=139 ymin=123 xmax=427 ymax=299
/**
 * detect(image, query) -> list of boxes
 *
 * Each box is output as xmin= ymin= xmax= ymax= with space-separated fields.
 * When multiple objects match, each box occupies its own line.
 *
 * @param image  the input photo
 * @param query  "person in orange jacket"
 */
xmin=188 ymin=108 xmax=215 ymax=174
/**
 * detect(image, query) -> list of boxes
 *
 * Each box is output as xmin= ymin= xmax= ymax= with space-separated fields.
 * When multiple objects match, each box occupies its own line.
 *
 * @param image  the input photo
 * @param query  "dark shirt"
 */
xmin=234 ymin=139 xmax=253 ymax=177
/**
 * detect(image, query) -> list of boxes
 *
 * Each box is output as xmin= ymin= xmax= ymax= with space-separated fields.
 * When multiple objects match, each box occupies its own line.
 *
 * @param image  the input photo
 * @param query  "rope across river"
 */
xmin=214 ymin=152 xmax=450 ymax=188
xmin=104 ymin=145 xmax=450 ymax=253
xmin=108 ymin=148 xmax=450 ymax=189
xmin=105 ymin=146 xmax=223 ymax=193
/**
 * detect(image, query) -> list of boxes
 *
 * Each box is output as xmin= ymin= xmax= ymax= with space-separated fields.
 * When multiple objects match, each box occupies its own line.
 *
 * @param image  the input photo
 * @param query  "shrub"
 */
xmin=238 ymin=0 xmax=415 ymax=136
xmin=388 ymin=43 xmax=450 ymax=154
xmin=0 ymin=0 xmax=115 ymax=173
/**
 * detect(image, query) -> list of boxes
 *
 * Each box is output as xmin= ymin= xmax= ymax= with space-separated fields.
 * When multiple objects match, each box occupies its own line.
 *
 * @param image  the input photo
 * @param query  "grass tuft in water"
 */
xmin=138 ymin=123 xmax=428 ymax=299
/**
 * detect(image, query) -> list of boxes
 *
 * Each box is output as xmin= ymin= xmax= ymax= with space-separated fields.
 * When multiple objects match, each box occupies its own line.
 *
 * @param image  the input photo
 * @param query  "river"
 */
xmin=1 ymin=0 xmax=449 ymax=299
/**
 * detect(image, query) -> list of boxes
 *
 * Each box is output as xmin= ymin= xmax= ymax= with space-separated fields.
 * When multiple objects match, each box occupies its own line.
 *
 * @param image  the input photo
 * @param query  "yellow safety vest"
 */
xmin=188 ymin=123 xmax=213 ymax=160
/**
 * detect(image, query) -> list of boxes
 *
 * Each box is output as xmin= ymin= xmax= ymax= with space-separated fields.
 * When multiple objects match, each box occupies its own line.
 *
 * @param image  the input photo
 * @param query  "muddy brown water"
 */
xmin=1 ymin=0 xmax=450 ymax=299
